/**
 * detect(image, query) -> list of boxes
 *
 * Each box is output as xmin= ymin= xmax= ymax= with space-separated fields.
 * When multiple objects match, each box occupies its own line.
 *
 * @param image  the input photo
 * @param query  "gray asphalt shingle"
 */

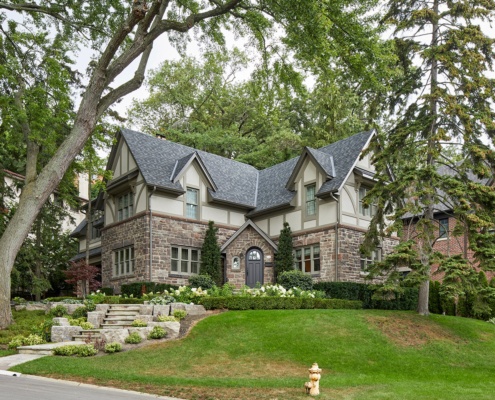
xmin=120 ymin=128 xmax=374 ymax=213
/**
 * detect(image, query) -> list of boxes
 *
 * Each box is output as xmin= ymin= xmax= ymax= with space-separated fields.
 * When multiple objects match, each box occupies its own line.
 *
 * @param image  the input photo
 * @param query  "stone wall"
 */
xmin=101 ymin=213 xmax=237 ymax=290
xmin=338 ymin=226 xmax=397 ymax=283
xmin=101 ymin=213 xmax=150 ymax=291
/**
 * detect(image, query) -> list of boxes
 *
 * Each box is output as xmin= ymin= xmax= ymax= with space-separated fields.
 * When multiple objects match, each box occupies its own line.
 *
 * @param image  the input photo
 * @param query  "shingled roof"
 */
xmin=117 ymin=128 xmax=375 ymax=213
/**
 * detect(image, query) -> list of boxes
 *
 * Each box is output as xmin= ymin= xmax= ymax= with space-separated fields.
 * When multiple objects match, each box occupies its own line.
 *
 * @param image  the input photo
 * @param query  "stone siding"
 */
xmin=102 ymin=213 xmax=237 ymax=290
xmin=223 ymin=225 xmax=276 ymax=287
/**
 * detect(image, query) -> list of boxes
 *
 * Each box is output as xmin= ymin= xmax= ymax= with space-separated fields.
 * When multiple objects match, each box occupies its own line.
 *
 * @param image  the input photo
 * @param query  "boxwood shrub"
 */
xmin=121 ymin=282 xmax=179 ymax=297
xmin=277 ymin=270 xmax=313 ymax=290
xmin=199 ymin=296 xmax=362 ymax=310
xmin=313 ymin=282 xmax=418 ymax=311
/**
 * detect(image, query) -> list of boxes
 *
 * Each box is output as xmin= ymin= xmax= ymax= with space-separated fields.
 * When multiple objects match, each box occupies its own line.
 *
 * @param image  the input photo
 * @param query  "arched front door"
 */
xmin=246 ymin=248 xmax=264 ymax=288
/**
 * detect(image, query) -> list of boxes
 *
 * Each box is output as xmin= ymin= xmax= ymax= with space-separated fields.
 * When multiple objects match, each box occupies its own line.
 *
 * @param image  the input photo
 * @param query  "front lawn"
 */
xmin=11 ymin=309 xmax=495 ymax=399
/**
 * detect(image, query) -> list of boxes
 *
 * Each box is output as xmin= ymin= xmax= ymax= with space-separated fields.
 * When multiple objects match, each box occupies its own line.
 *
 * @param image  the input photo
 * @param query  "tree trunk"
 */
xmin=0 ymin=75 xmax=104 ymax=328
xmin=416 ymin=0 xmax=439 ymax=316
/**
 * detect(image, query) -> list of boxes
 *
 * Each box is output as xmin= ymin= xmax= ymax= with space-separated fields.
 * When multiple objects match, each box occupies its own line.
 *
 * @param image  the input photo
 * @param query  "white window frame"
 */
xmin=294 ymin=244 xmax=320 ymax=274
xmin=117 ymin=192 xmax=134 ymax=221
xmin=305 ymin=184 xmax=316 ymax=217
xmin=360 ymin=249 xmax=381 ymax=271
xmin=438 ymin=217 xmax=449 ymax=239
xmin=113 ymin=246 xmax=135 ymax=277
xmin=186 ymin=187 xmax=199 ymax=219
xmin=359 ymin=186 xmax=376 ymax=217
xmin=171 ymin=246 xmax=201 ymax=275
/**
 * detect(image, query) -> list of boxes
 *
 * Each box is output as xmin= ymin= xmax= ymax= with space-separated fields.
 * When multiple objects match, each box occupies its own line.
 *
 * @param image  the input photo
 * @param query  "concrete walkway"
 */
xmin=0 ymin=341 xmax=83 ymax=372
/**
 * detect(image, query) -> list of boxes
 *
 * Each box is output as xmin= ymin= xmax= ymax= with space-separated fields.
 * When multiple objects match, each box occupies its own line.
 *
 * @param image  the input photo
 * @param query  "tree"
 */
xmin=275 ymin=222 xmax=294 ymax=277
xmin=0 ymin=0 xmax=384 ymax=327
xmin=64 ymin=260 xmax=101 ymax=298
xmin=363 ymin=0 xmax=495 ymax=315
xmin=200 ymin=221 xmax=222 ymax=286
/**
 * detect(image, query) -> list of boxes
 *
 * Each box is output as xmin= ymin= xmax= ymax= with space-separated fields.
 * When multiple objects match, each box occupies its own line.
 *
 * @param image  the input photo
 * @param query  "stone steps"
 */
xmin=100 ymin=304 xmax=141 ymax=329
xmin=18 ymin=341 xmax=87 ymax=355
xmin=73 ymin=330 xmax=102 ymax=342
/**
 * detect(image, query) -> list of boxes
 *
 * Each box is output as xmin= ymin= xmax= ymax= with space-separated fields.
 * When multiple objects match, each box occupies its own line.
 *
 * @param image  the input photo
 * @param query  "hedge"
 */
xmin=313 ymin=282 xmax=418 ymax=311
xmin=120 ymin=282 xmax=179 ymax=297
xmin=199 ymin=296 xmax=362 ymax=310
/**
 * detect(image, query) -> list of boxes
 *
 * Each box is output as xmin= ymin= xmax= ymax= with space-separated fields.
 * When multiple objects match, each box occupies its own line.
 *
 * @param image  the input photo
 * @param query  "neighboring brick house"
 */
xmin=71 ymin=128 xmax=398 ymax=292
xmin=402 ymin=165 xmax=495 ymax=281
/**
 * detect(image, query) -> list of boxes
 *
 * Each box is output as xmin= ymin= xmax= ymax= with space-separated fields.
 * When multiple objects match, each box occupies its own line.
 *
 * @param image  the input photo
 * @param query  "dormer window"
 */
xmin=186 ymin=187 xmax=199 ymax=219
xmin=359 ymin=186 xmax=376 ymax=217
xmin=117 ymin=192 xmax=133 ymax=221
xmin=306 ymin=184 xmax=316 ymax=216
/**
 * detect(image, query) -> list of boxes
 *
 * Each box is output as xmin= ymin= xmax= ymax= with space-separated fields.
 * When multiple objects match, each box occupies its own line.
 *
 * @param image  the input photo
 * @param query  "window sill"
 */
xmin=360 ymin=271 xmax=370 ymax=277
xmin=169 ymin=273 xmax=196 ymax=278
xmin=111 ymin=275 xmax=135 ymax=280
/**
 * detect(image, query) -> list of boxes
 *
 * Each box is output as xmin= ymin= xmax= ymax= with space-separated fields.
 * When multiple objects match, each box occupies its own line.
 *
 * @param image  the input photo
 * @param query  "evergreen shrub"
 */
xmin=277 ymin=270 xmax=313 ymax=290
xmin=53 ymin=344 xmax=97 ymax=357
xmin=199 ymin=296 xmax=362 ymax=310
xmin=313 ymin=282 xmax=418 ymax=310
xmin=189 ymin=274 xmax=216 ymax=289
xmin=71 ymin=306 xmax=88 ymax=319
xmin=104 ymin=342 xmax=122 ymax=353
xmin=275 ymin=222 xmax=294 ymax=277
xmin=148 ymin=326 xmax=167 ymax=339
xmin=200 ymin=221 xmax=222 ymax=285
xmin=121 ymin=282 xmax=179 ymax=297
xmin=125 ymin=332 xmax=142 ymax=344
xmin=49 ymin=305 xmax=68 ymax=317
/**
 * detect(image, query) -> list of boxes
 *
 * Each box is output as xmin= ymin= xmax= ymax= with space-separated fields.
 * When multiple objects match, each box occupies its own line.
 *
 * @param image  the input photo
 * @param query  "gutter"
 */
xmin=149 ymin=186 xmax=157 ymax=281
xmin=330 ymin=192 xmax=340 ymax=282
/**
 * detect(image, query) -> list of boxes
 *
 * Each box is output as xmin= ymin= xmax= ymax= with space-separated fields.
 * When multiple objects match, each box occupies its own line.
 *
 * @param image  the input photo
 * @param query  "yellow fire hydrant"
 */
xmin=304 ymin=362 xmax=322 ymax=396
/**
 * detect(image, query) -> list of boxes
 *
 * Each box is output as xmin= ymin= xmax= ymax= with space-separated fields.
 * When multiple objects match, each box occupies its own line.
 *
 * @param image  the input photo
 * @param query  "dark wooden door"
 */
xmin=246 ymin=249 xmax=263 ymax=288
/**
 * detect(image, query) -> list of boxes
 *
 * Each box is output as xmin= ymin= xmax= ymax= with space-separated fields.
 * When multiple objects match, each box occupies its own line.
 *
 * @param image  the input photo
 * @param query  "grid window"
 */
xmin=117 ymin=192 xmax=134 ymax=221
xmin=294 ymin=245 xmax=320 ymax=274
xmin=306 ymin=184 xmax=316 ymax=216
xmin=360 ymin=249 xmax=381 ymax=271
xmin=113 ymin=246 xmax=135 ymax=277
xmin=439 ymin=218 xmax=449 ymax=239
xmin=186 ymin=188 xmax=199 ymax=219
xmin=171 ymin=246 xmax=201 ymax=275
xmin=359 ymin=186 xmax=376 ymax=217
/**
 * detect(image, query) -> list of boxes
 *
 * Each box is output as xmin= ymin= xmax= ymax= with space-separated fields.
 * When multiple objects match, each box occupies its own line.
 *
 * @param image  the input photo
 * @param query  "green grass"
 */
xmin=10 ymin=310 xmax=495 ymax=399
xmin=0 ymin=310 xmax=49 ymax=346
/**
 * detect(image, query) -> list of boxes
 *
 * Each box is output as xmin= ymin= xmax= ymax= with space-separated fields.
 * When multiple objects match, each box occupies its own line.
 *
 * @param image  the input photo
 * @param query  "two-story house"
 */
xmin=71 ymin=128 xmax=398 ymax=292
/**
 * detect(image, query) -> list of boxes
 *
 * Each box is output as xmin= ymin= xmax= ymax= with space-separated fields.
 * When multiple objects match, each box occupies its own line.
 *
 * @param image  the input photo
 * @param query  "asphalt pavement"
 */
xmin=0 ymin=374 xmax=184 ymax=400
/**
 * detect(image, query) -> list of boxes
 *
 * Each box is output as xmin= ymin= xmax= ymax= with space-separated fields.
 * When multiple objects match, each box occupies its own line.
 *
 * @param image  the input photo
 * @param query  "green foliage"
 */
xmin=71 ymin=306 xmax=88 ymax=319
xmin=275 ymin=222 xmax=294 ymax=277
xmin=49 ymin=305 xmax=68 ymax=317
xmin=44 ymin=297 xmax=82 ymax=303
xmin=313 ymin=282 xmax=418 ymax=311
xmin=148 ymin=326 xmax=167 ymax=340
xmin=199 ymin=296 xmax=362 ymax=311
xmin=189 ymin=274 xmax=216 ymax=289
xmin=120 ymin=282 xmax=179 ymax=298
xmin=8 ymin=334 xmax=45 ymax=350
xmin=104 ymin=342 xmax=122 ymax=354
xmin=131 ymin=319 xmax=148 ymax=327
xmin=172 ymin=310 xmax=187 ymax=321
xmin=200 ymin=221 xmax=222 ymax=285
xmin=207 ymin=283 xmax=236 ymax=297
xmin=125 ymin=332 xmax=142 ymax=344
xmin=100 ymin=287 xmax=114 ymax=296
xmin=277 ymin=270 xmax=313 ymax=291
xmin=156 ymin=315 xmax=178 ymax=322
xmin=53 ymin=344 xmax=97 ymax=357
xmin=33 ymin=320 xmax=55 ymax=342
xmin=69 ymin=318 xmax=93 ymax=330
xmin=147 ymin=295 xmax=176 ymax=305
xmin=364 ymin=0 xmax=495 ymax=315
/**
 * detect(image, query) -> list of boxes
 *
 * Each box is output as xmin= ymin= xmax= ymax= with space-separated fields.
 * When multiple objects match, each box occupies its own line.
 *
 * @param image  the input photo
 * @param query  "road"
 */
xmin=0 ymin=374 xmax=183 ymax=400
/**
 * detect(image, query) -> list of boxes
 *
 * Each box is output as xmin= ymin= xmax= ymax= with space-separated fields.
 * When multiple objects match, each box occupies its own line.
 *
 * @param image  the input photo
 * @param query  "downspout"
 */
xmin=330 ymin=193 xmax=340 ymax=282
xmin=149 ymin=186 xmax=157 ymax=281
